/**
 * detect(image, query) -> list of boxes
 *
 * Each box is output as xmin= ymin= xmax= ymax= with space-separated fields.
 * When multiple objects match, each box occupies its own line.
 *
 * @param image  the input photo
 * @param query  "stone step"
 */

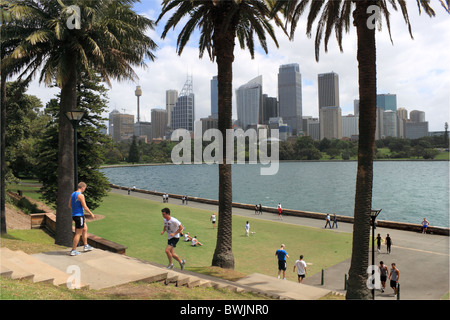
xmin=1 ymin=248 xmax=50 ymax=283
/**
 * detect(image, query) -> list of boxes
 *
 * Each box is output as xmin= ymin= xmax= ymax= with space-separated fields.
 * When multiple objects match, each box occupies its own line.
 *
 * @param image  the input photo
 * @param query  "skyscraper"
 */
xmin=236 ymin=75 xmax=263 ymax=130
xmin=166 ymin=89 xmax=178 ymax=128
xmin=318 ymin=72 xmax=341 ymax=140
xmin=151 ymin=108 xmax=168 ymax=139
xmin=318 ymin=72 xmax=339 ymax=109
xmin=171 ymin=76 xmax=195 ymax=132
xmin=377 ymin=94 xmax=397 ymax=111
xmin=210 ymin=76 xmax=218 ymax=119
xmin=278 ymin=63 xmax=303 ymax=134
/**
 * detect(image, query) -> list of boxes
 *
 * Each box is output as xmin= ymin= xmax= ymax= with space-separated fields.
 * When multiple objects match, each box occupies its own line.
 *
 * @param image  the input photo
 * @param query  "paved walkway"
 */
xmin=111 ymin=188 xmax=450 ymax=300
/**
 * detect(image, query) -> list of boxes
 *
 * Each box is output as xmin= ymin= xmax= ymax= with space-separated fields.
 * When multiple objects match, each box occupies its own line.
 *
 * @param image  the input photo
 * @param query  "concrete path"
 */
xmin=111 ymin=188 xmax=450 ymax=300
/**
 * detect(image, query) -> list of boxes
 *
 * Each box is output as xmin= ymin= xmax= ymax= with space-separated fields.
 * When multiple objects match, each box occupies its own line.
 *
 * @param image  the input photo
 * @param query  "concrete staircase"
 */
xmin=0 ymin=247 xmax=277 ymax=297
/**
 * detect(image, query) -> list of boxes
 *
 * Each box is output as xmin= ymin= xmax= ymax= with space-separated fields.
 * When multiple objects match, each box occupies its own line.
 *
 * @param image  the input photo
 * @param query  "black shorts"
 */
xmin=390 ymin=280 xmax=398 ymax=288
xmin=380 ymin=275 xmax=387 ymax=282
xmin=168 ymin=237 xmax=180 ymax=248
xmin=298 ymin=274 xmax=305 ymax=279
xmin=73 ymin=216 xmax=85 ymax=229
xmin=278 ymin=260 xmax=286 ymax=271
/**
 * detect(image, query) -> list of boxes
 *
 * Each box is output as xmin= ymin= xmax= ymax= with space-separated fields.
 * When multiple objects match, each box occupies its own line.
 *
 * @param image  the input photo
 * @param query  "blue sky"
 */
xmin=26 ymin=0 xmax=450 ymax=131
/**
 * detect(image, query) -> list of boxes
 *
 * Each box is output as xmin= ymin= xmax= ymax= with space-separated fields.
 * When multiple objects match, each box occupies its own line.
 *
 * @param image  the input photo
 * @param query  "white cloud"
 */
xmin=23 ymin=1 xmax=449 ymax=132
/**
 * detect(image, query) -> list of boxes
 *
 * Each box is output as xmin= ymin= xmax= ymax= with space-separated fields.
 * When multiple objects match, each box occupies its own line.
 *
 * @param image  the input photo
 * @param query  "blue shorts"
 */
xmin=168 ymin=237 xmax=179 ymax=248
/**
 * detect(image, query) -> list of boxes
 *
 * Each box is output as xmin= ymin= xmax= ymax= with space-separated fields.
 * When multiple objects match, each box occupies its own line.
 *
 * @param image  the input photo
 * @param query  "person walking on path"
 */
xmin=275 ymin=244 xmax=289 ymax=280
xmin=332 ymin=213 xmax=338 ymax=228
xmin=386 ymin=234 xmax=393 ymax=254
xmin=293 ymin=255 xmax=307 ymax=283
xmin=69 ymin=182 xmax=95 ymax=256
xmin=389 ymin=263 xmax=400 ymax=297
xmin=245 ymin=221 xmax=250 ymax=236
xmin=160 ymin=208 xmax=186 ymax=270
xmin=277 ymin=203 xmax=283 ymax=220
xmin=210 ymin=213 xmax=217 ymax=229
xmin=379 ymin=261 xmax=389 ymax=293
xmin=324 ymin=213 xmax=332 ymax=229
xmin=376 ymin=233 xmax=382 ymax=253
xmin=421 ymin=218 xmax=430 ymax=234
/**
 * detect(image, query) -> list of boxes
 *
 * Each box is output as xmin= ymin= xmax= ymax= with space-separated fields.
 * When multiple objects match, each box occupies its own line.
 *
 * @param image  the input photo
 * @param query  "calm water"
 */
xmin=100 ymin=161 xmax=449 ymax=228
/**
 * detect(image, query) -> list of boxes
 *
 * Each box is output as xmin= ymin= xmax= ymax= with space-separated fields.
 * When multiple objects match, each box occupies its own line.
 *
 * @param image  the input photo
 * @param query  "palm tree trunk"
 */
xmin=211 ymin=10 xmax=236 ymax=269
xmin=1 ymin=71 xmax=7 ymax=235
xmin=346 ymin=0 xmax=377 ymax=300
xmin=55 ymin=59 xmax=77 ymax=247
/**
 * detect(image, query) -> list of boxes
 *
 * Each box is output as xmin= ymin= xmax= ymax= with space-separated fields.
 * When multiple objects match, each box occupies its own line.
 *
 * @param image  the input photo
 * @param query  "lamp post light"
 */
xmin=370 ymin=208 xmax=382 ymax=300
xmin=65 ymin=110 xmax=85 ymax=190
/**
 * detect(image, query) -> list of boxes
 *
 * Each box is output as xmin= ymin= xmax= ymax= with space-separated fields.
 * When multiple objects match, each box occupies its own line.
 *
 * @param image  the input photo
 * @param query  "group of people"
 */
xmin=184 ymin=232 xmax=203 ymax=247
xmin=275 ymin=244 xmax=307 ymax=283
xmin=376 ymin=233 xmax=393 ymax=254
xmin=324 ymin=213 xmax=338 ymax=229
xmin=379 ymin=261 xmax=400 ymax=297
xmin=254 ymin=204 xmax=263 ymax=215
xmin=162 ymin=193 xmax=170 ymax=203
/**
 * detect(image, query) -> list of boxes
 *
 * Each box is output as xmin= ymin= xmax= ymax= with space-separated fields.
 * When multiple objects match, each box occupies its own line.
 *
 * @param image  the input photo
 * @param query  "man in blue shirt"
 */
xmin=275 ymin=244 xmax=289 ymax=279
xmin=68 ymin=182 xmax=95 ymax=256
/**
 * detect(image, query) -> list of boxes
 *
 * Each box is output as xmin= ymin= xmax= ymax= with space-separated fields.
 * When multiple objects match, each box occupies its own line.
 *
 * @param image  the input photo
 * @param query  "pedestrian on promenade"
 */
xmin=182 ymin=196 xmax=185 ymax=205
xmin=258 ymin=204 xmax=263 ymax=215
xmin=421 ymin=218 xmax=430 ymax=234
xmin=277 ymin=203 xmax=283 ymax=220
xmin=379 ymin=261 xmax=389 ymax=293
xmin=69 ymin=182 xmax=95 ymax=256
xmin=389 ymin=263 xmax=400 ymax=297
xmin=293 ymin=255 xmax=307 ymax=283
xmin=386 ymin=234 xmax=392 ymax=254
xmin=245 ymin=221 xmax=250 ymax=236
xmin=275 ymin=244 xmax=289 ymax=280
xmin=332 ymin=213 xmax=338 ymax=228
xmin=185 ymin=195 xmax=188 ymax=205
xmin=255 ymin=204 xmax=259 ymax=215
xmin=210 ymin=213 xmax=216 ymax=229
xmin=160 ymin=208 xmax=186 ymax=270
xmin=191 ymin=236 xmax=203 ymax=246
xmin=324 ymin=213 xmax=332 ymax=229
xmin=376 ymin=233 xmax=382 ymax=253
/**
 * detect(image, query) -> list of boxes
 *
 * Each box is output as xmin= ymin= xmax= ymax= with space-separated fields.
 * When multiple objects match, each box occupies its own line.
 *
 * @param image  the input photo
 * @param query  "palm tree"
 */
xmin=4 ymin=0 xmax=157 ymax=246
xmin=274 ymin=0 xmax=449 ymax=299
xmin=157 ymin=0 xmax=280 ymax=269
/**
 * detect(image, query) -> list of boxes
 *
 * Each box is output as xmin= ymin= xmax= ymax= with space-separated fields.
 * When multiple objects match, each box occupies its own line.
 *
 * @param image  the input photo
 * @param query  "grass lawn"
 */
xmin=88 ymin=193 xmax=353 ymax=282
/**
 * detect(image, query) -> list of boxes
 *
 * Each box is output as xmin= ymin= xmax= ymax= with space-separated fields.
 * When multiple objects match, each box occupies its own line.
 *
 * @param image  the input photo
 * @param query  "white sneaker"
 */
xmin=84 ymin=244 xmax=94 ymax=252
xmin=167 ymin=264 xmax=174 ymax=269
xmin=180 ymin=260 xmax=186 ymax=270
xmin=70 ymin=250 xmax=81 ymax=256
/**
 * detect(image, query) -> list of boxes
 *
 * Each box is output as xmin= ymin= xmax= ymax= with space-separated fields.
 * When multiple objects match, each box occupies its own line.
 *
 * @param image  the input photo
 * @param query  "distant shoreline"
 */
xmin=101 ymin=158 xmax=449 ymax=169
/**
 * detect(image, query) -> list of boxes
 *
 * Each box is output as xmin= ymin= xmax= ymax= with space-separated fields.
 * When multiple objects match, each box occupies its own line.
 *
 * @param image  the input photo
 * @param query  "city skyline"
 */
xmin=23 ymin=1 xmax=449 ymax=132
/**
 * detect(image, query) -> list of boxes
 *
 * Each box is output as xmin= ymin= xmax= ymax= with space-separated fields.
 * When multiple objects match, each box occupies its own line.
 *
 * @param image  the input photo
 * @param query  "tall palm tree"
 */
xmin=274 ymin=0 xmax=449 ymax=299
xmin=157 ymin=0 xmax=280 ymax=269
xmin=4 ymin=0 xmax=157 ymax=246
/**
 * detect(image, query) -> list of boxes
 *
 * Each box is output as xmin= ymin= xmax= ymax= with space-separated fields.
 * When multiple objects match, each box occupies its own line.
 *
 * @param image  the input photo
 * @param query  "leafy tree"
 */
xmin=4 ymin=0 xmax=157 ymax=246
xmin=36 ymin=74 xmax=111 ymax=210
xmin=128 ymin=136 xmax=140 ymax=163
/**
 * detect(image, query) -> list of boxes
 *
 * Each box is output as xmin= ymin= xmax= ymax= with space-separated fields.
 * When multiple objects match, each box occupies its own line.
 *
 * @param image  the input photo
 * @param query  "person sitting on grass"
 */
xmin=184 ymin=232 xmax=192 ymax=242
xmin=191 ymin=236 xmax=203 ymax=247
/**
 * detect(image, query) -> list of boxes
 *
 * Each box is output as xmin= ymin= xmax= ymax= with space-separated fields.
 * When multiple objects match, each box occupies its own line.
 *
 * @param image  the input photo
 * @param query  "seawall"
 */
xmin=110 ymin=184 xmax=449 ymax=236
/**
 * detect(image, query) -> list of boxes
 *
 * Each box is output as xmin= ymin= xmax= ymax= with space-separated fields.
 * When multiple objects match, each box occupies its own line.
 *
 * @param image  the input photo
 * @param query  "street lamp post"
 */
xmin=370 ymin=209 xmax=382 ymax=300
xmin=65 ymin=110 xmax=85 ymax=190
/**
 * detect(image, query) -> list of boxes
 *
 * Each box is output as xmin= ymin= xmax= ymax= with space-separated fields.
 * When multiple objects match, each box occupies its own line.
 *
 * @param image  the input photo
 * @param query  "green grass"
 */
xmin=88 ymin=193 xmax=353 ymax=282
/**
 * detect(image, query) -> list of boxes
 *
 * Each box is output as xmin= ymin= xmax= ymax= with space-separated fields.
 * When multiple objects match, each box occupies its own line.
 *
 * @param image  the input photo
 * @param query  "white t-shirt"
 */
xmin=163 ymin=217 xmax=182 ymax=239
xmin=211 ymin=214 xmax=216 ymax=222
xmin=245 ymin=223 xmax=250 ymax=231
xmin=294 ymin=259 xmax=307 ymax=275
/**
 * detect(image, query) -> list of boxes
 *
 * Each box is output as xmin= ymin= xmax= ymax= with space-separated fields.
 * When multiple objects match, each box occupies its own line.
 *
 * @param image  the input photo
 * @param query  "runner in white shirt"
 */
xmin=293 ymin=255 xmax=307 ymax=283
xmin=160 ymin=208 xmax=186 ymax=270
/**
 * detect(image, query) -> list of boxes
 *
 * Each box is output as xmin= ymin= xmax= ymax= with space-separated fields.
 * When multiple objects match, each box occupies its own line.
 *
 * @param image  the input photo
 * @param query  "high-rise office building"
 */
xmin=318 ymin=72 xmax=339 ymax=109
xmin=410 ymin=110 xmax=426 ymax=123
xmin=236 ymin=75 xmax=263 ymax=130
xmin=318 ymin=72 xmax=341 ymax=140
xmin=383 ymin=110 xmax=397 ymax=138
xmin=151 ymin=108 xmax=168 ymax=139
xmin=377 ymin=94 xmax=397 ymax=111
xmin=210 ymin=76 xmax=218 ymax=119
xmin=342 ymin=115 xmax=359 ymax=138
xmin=278 ymin=63 xmax=302 ymax=134
xmin=108 ymin=109 xmax=134 ymax=142
xmin=172 ymin=76 xmax=195 ymax=132
xmin=262 ymin=94 xmax=278 ymax=125
xmin=166 ymin=89 xmax=178 ymax=128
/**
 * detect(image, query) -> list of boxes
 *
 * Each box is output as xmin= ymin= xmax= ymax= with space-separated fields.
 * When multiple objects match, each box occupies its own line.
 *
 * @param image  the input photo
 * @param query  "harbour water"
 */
xmin=100 ymin=161 xmax=449 ymax=228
